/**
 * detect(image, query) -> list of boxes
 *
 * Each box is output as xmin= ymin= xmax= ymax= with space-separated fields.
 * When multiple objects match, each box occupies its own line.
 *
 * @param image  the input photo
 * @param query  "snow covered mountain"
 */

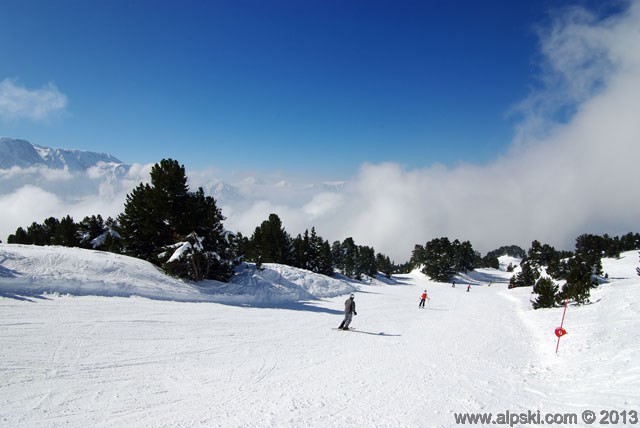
xmin=0 ymin=137 xmax=125 ymax=171
xmin=1 ymin=245 xmax=639 ymax=427
xmin=198 ymin=178 xmax=246 ymax=204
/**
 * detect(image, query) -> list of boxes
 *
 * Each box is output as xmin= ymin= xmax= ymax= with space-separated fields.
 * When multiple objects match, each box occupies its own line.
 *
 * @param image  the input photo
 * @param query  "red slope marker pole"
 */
xmin=555 ymin=298 xmax=569 ymax=354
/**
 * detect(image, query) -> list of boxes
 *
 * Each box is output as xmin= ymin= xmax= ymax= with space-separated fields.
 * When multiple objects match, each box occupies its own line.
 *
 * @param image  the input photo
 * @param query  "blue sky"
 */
xmin=0 ymin=0 xmax=618 ymax=178
xmin=1 ymin=0 xmax=639 ymax=259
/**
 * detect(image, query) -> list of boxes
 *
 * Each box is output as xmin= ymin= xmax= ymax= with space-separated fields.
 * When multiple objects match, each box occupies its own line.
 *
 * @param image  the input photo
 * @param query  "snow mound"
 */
xmin=0 ymin=244 xmax=355 ymax=305
xmin=206 ymin=263 xmax=357 ymax=306
xmin=498 ymin=254 xmax=521 ymax=271
xmin=0 ymin=244 xmax=217 ymax=302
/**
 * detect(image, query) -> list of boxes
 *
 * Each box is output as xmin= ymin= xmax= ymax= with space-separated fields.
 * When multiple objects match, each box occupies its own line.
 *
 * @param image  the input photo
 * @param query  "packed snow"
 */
xmin=0 ymin=244 xmax=638 ymax=427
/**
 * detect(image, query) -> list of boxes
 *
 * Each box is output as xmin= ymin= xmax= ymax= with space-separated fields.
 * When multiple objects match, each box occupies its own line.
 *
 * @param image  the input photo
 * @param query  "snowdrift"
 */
xmin=0 ymin=244 xmax=355 ymax=304
xmin=202 ymin=263 xmax=356 ymax=306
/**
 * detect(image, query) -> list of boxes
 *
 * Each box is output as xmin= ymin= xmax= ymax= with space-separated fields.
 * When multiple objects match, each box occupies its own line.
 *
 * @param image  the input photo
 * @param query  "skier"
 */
xmin=419 ymin=290 xmax=429 ymax=308
xmin=467 ymin=284 xmax=471 ymax=292
xmin=452 ymin=281 xmax=456 ymax=288
xmin=338 ymin=294 xmax=357 ymax=330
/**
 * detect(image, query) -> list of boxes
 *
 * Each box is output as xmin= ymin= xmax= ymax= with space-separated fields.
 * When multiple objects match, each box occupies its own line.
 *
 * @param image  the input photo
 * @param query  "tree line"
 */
xmin=231 ymin=213 xmax=395 ymax=279
xmin=406 ymin=232 xmax=639 ymax=309
xmin=509 ymin=234 xmax=640 ymax=309
xmin=6 ymin=158 xmax=639 ymax=300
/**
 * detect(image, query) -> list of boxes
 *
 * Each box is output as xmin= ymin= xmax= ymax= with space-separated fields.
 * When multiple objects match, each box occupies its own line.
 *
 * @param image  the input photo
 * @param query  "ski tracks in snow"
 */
xmin=2 ymin=267 xmax=631 ymax=427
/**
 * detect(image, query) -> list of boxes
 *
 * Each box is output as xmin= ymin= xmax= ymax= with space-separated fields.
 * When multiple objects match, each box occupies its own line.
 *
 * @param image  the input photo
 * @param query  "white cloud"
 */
xmin=0 ymin=163 xmax=152 ymax=242
xmin=220 ymin=2 xmax=640 ymax=261
xmin=303 ymin=192 xmax=344 ymax=219
xmin=0 ymin=185 xmax=64 ymax=233
xmin=0 ymin=78 xmax=68 ymax=121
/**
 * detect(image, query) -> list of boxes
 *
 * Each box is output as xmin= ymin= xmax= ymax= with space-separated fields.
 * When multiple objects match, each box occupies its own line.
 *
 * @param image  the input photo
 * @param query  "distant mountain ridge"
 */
xmin=0 ymin=137 xmax=348 ymax=214
xmin=0 ymin=137 xmax=123 ymax=171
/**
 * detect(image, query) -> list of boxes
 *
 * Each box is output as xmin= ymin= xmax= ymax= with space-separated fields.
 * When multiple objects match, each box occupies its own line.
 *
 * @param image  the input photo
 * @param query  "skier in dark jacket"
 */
xmin=338 ymin=294 xmax=357 ymax=330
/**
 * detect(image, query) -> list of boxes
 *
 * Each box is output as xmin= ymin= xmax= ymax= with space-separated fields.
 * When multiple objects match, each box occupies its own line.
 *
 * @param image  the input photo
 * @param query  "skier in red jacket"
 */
xmin=419 ymin=290 xmax=429 ymax=308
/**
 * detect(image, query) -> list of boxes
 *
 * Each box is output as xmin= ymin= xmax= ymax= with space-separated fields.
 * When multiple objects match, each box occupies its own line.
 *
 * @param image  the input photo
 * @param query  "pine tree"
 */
xmin=317 ymin=239 xmax=334 ymax=276
xmin=118 ymin=182 xmax=165 ymax=261
xmin=101 ymin=217 xmax=123 ymax=253
xmin=560 ymin=255 xmax=597 ymax=305
xmin=247 ymin=213 xmax=292 ymax=265
xmin=410 ymin=244 xmax=426 ymax=269
xmin=341 ymin=237 xmax=357 ymax=278
xmin=150 ymin=159 xmax=190 ymax=239
xmin=355 ymin=245 xmax=377 ymax=279
xmin=574 ymin=234 xmax=604 ymax=276
xmin=620 ymin=232 xmax=640 ymax=252
xmin=7 ymin=227 xmax=29 ymax=244
xmin=8 ymin=216 xmax=79 ymax=247
xmin=180 ymin=187 xmax=235 ymax=281
xmin=376 ymin=253 xmax=393 ymax=278
xmin=118 ymin=159 xmax=234 ymax=281
xmin=51 ymin=215 xmax=79 ymax=247
xmin=308 ymin=227 xmax=321 ymax=272
xmin=527 ymin=240 xmax=559 ymax=268
xmin=532 ymin=277 xmax=559 ymax=309
xmin=118 ymin=159 xmax=197 ymax=262
xmin=229 ymin=232 xmax=249 ymax=262
xmin=78 ymin=215 xmax=106 ymax=248
xmin=291 ymin=232 xmax=306 ymax=269
xmin=160 ymin=230 xmax=233 ymax=282
xmin=290 ymin=227 xmax=334 ymax=276
xmin=509 ymin=261 xmax=539 ymax=289
xmin=485 ymin=245 xmax=526 ymax=259
xmin=481 ymin=255 xmax=500 ymax=269
xmin=26 ymin=221 xmax=50 ymax=245
xmin=452 ymin=239 xmax=476 ymax=273
xmin=331 ymin=240 xmax=344 ymax=273
xmin=422 ymin=237 xmax=455 ymax=282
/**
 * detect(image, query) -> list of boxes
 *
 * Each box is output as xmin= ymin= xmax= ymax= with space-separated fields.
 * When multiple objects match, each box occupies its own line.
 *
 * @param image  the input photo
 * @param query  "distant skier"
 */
xmin=467 ymin=284 xmax=471 ymax=292
xmin=419 ymin=290 xmax=429 ymax=308
xmin=452 ymin=281 xmax=455 ymax=288
xmin=338 ymin=294 xmax=357 ymax=330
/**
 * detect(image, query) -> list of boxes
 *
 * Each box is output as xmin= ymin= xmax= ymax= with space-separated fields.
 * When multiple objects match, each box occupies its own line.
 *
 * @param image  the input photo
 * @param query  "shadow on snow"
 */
xmin=346 ymin=329 xmax=401 ymax=337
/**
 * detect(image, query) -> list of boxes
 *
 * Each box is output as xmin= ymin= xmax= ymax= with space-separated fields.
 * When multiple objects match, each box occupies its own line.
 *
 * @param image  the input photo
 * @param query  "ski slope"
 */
xmin=1 ymin=245 xmax=638 ymax=427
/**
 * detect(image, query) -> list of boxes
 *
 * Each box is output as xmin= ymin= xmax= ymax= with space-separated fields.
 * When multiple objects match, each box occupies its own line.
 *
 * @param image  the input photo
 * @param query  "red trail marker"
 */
xmin=555 ymin=298 xmax=569 ymax=354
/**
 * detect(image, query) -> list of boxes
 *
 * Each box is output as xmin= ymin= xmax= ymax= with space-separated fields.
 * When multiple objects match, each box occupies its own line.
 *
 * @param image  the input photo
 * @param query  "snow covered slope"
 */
xmin=0 ymin=246 xmax=638 ymax=427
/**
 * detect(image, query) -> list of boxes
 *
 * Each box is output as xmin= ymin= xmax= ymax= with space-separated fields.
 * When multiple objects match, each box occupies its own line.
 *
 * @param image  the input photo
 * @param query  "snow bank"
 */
xmin=498 ymin=254 xmax=521 ymax=271
xmin=202 ymin=263 xmax=357 ymax=306
xmin=0 ymin=244 xmax=355 ymax=304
